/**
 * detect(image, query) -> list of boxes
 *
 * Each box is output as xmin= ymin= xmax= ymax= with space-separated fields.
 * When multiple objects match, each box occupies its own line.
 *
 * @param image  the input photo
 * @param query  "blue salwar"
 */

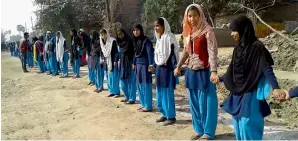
xmin=221 ymin=77 xmax=271 ymax=140
xmin=37 ymin=53 xmax=45 ymax=72
xmin=88 ymin=67 xmax=95 ymax=83
xmin=27 ymin=51 xmax=34 ymax=67
xmin=185 ymin=69 xmax=218 ymax=139
xmin=48 ymin=55 xmax=58 ymax=75
xmin=187 ymin=84 xmax=218 ymax=139
xmin=72 ymin=57 xmax=81 ymax=77
xmin=95 ymin=58 xmax=104 ymax=90
xmin=137 ymin=83 xmax=152 ymax=110
xmin=121 ymin=67 xmax=136 ymax=102
xmin=105 ymin=67 xmax=120 ymax=95
xmin=156 ymin=71 xmax=176 ymax=119
xmin=60 ymin=53 xmax=69 ymax=77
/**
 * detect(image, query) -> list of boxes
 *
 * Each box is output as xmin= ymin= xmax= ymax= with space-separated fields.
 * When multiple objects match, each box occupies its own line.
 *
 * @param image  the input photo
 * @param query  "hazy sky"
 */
xmin=1 ymin=0 xmax=37 ymax=35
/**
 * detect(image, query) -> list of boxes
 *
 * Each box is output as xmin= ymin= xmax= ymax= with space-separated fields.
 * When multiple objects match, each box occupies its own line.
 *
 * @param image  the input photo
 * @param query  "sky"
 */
xmin=1 ymin=0 xmax=37 ymax=36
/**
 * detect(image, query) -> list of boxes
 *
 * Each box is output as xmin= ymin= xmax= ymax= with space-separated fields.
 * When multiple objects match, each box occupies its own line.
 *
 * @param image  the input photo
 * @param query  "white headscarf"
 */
xmin=56 ymin=31 xmax=66 ymax=62
xmin=100 ymin=29 xmax=116 ymax=71
xmin=154 ymin=17 xmax=180 ymax=66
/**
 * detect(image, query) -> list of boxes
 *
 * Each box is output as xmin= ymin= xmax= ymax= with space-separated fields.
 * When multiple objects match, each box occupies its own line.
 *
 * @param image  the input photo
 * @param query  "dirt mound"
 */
xmin=260 ymin=33 xmax=298 ymax=72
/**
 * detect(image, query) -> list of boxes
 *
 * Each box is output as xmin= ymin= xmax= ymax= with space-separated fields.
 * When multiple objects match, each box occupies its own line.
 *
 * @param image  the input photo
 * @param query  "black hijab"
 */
xmin=223 ymin=16 xmax=274 ymax=94
xmin=70 ymin=28 xmax=82 ymax=62
xmin=132 ymin=24 xmax=147 ymax=57
xmin=117 ymin=28 xmax=134 ymax=79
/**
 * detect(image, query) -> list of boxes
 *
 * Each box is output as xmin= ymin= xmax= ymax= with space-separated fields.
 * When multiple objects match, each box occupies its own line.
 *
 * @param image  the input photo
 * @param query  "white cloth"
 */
xmin=154 ymin=17 xmax=180 ymax=66
xmin=100 ymin=30 xmax=115 ymax=71
xmin=56 ymin=31 xmax=66 ymax=62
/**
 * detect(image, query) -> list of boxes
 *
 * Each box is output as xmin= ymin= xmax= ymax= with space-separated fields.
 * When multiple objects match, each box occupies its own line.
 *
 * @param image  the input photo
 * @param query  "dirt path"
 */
xmin=1 ymin=52 xmax=297 ymax=140
xmin=1 ymin=52 xmax=234 ymax=140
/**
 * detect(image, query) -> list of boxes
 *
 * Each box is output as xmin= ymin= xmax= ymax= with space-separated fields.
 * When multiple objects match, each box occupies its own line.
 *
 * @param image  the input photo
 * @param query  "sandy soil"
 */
xmin=2 ymin=51 xmax=297 ymax=140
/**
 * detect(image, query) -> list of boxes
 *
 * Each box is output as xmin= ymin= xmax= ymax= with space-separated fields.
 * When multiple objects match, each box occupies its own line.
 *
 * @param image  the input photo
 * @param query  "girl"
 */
xmin=90 ymin=30 xmax=104 ymax=93
xmin=220 ymin=16 xmax=286 ymax=140
xmin=174 ymin=4 xmax=219 ymax=140
xmin=100 ymin=29 xmax=120 ymax=97
xmin=34 ymin=36 xmax=45 ymax=73
xmin=132 ymin=24 xmax=154 ymax=112
xmin=56 ymin=31 xmax=69 ymax=78
xmin=70 ymin=28 xmax=83 ymax=78
xmin=117 ymin=28 xmax=136 ymax=104
xmin=154 ymin=17 xmax=180 ymax=126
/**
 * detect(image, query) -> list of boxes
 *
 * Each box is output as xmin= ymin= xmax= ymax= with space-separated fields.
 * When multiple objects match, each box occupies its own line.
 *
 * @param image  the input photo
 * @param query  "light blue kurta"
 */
xmin=232 ymin=77 xmax=270 ymax=140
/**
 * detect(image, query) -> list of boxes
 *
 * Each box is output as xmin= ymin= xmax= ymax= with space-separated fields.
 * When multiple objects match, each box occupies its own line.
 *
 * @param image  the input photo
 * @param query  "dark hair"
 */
xmin=100 ymin=29 xmax=107 ymax=34
xmin=38 ymin=35 xmax=44 ymax=41
xmin=188 ymin=6 xmax=200 ymax=14
xmin=91 ymin=30 xmax=99 ymax=44
xmin=155 ymin=17 xmax=165 ymax=27
xmin=56 ymin=31 xmax=61 ymax=35
xmin=32 ymin=37 xmax=38 ymax=42
xmin=70 ymin=28 xmax=77 ymax=36
xmin=24 ymin=32 xmax=29 ymax=36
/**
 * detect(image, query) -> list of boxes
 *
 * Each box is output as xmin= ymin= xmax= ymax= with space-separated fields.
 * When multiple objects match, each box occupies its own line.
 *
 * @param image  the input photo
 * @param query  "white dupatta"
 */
xmin=100 ymin=30 xmax=115 ymax=71
xmin=154 ymin=17 xmax=180 ymax=66
xmin=56 ymin=31 xmax=66 ymax=62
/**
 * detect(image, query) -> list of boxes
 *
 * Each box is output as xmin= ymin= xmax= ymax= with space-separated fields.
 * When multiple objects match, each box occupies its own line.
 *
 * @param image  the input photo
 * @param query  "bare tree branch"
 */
xmin=234 ymin=3 xmax=298 ymax=45
xmin=290 ymin=26 xmax=298 ymax=35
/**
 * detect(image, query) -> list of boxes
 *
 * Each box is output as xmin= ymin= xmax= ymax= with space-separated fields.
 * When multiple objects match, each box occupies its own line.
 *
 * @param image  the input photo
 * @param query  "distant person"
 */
xmin=34 ymin=36 xmax=46 ymax=73
xmin=56 ymin=31 xmax=69 ymax=78
xmin=179 ymin=35 xmax=184 ymax=48
xmin=70 ymin=28 xmax=83 ymax=78
xmin=45 ymin=31 xmax=58 ymax=76
xmin=132 ymin=24 xmax=154 ymax=112
xmin=19 ymin=32 xmax=30 ymax=72
xmin=100 ymin=28 xmax=120 ymax=97
xmin=219 ymin=16 xmax=285 ymax=140
xmin=116 ymin=28 xmax=136 ymax=104
xmin=90 ymin=30 xmax=104 ymax=93
xmin=27 ymin=37 xmax=38 ymax=68
xmin=9 ymin=42 xmax=14 ymax=56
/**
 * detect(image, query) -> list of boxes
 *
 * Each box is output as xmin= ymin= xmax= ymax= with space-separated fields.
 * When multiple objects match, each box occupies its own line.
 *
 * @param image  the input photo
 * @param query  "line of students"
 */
xmin=13 ymin=3 xmax=297 ymax=140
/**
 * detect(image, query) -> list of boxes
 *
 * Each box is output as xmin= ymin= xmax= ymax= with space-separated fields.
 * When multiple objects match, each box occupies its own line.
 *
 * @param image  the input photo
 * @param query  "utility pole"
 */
xmin=31 ymin=16 xmax=34 ymax=37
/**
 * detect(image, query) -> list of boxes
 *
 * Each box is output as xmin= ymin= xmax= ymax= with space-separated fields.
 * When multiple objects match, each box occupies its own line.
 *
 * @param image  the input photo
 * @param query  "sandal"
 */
xmin=121 ymin=99 xmax=128 ymax=102
xmin=190 ymin=134 xmax=201 ymax=140
xmin=107 ymin=94 xmax=115 ymax=97
xmin=138 ymin=108 xmax=152 ymax=112
xmin=114 ymin=95 xmax=120 ymax=98
xmin=125 ymin=101 xmax=135 ymax=104
xmin=200 ymin=135 xmax=211 ymax=140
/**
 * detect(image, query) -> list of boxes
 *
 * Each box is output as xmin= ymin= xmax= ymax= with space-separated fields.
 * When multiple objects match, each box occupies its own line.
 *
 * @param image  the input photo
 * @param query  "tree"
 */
xmin=8 ymin=35 xmax=22 ymax=42
xmin=143 ymin=0 xmax=186 ymax=34
xmin=16 ymin=25 xmax=25 ymax=36
xmin=33 ymin=0 xmax=105 ymax=38
xmin=1 ymin=30 xmax=6 ymax=42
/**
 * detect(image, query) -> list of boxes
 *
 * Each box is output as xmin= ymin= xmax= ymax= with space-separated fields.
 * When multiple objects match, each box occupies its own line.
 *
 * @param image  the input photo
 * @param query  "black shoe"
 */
xmin=88 ymin=82 xmax=92 ymax=85
xmin=24 ymin=70 xmax=29 ymax=73
xmin=163 ymin=118 xmax=176 ymax=126
xmin=107 ymin=94 xmax=115 ymax=97
xmin=156 ymin=117 xmax=167 ymax=122
xmin=125 ymin=101 xmax=135 ymax=104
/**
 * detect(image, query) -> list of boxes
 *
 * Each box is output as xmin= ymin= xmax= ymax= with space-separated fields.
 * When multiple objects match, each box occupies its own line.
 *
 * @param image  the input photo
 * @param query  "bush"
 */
xmin=255 ymin=22 xmax=285 ymax=38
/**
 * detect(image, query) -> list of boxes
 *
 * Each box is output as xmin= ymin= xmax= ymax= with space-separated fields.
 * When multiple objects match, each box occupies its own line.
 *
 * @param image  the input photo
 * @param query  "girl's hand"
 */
xmin=210 ymin=71 xmax=219 ymax=84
